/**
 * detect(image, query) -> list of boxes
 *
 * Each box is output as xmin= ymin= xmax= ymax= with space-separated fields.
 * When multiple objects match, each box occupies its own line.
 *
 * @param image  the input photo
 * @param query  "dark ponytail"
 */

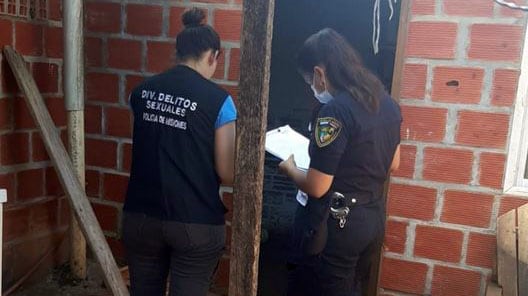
xmin=296 ymin=28 xmax=385 ymax=113
xmin=176 ymin=8 xmax=221 ymax=61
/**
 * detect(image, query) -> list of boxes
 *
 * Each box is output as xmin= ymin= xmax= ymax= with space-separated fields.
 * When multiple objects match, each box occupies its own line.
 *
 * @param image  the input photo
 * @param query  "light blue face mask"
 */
xmin=311 ymin=84 xmax=333 ymax=104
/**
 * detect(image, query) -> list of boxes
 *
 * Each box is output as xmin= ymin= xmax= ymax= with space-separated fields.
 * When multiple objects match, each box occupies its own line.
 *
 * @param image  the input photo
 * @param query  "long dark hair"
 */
xmin=297 ymin=28 xmax=385 ymax=113
xmin=176 ymin=8 xmax=221 ymax=61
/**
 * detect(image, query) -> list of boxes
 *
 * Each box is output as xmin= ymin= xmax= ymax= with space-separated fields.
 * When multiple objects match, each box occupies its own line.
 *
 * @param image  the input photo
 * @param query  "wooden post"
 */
xmin=390 ymin=0 xmax=411 ymax=101
xmin=68 ymin=112 xmax=87 ymax=278
xmin=518 ymin=204 xmax=528 ymax=296
xmin=228 ymin=0 xmax=275 ymax=295
xmin=3 ymin=46 xmax=129 ymax=296
xmin=498 ymin=210 xmax=518 ymax=296
xmin=63 ymin=0 xmax=87 ymax=278
xmin=365 ymin=1 xmax=411 ymax=295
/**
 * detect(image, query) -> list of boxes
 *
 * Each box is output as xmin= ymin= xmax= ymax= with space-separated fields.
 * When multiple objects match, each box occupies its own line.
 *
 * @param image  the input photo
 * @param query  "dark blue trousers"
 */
xmin=122 ymin=212 xmax=225 ymax=296
xmin=287 ymin=200 xmax=385 ymax=296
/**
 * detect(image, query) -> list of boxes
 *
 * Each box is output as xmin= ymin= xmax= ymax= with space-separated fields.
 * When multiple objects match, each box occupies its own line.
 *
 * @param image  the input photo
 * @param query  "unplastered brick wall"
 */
xmin=381 ymin=1 xmax=528 ymax=295
xmin=83 ymin=0 xmax=242 ymax=291
xmin=0 ymin=0 xmax=69 ymax=289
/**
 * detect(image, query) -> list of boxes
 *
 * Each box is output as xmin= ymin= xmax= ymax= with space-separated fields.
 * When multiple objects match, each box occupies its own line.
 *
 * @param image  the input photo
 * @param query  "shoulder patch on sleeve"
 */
xmin=315 ymin=117 xmax=342 ymax=147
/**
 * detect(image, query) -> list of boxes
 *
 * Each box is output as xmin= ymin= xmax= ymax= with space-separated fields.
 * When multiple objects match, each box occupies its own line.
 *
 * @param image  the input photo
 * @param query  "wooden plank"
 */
xmin=498 ymin=209 xmax=518 ymax=296
xmin=486 ymin=281 xmax=503 ymax=296
xmin=228 ymin=0 xmax=275 ymax=295
xmin=365 ymin=1 xmax=412 ymax=296
xmin=518 ymin=204 xmax=528 ymax=295
xmin=390 ymin=0 xmax=412 ymax=101
xmin=2 ymin=46 xmax=129 ymax=296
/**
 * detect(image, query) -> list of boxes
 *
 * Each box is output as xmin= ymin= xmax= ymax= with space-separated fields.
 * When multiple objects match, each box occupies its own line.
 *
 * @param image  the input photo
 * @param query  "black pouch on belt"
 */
xmin=293 ymin=193 xmax=331 ymax=256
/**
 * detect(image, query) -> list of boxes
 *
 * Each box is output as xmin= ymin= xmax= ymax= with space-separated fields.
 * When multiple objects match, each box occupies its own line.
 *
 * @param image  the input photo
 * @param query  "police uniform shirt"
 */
xmin=309 ymin=91 xmax=401 ymax=198
xmin=124 ymin=65 xmax=237 ymax=225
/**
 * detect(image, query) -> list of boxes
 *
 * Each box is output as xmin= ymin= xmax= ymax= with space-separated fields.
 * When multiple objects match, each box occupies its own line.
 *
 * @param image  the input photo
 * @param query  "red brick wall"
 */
xmin=83 ymin=0 xmax=242 ymax=292
xmin=382 ymin=1 xmax=528 ymax=295
xmin=2 ymin=0 xmax=527 ymax=295
xmin=82 ymin=1 xmax=528 ymax=295
xmin=0 ymin=0 xmax=69 ymax=289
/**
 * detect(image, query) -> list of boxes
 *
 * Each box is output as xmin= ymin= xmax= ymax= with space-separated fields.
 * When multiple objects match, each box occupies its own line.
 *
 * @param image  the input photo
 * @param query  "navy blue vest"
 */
xmin=124 ymin=65 xmax=229 ymax=225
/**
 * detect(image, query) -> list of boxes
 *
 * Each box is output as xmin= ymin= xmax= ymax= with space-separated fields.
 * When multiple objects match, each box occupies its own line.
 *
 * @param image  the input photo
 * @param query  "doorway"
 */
xmin=259 ymin=1 xmax=403 ymax=295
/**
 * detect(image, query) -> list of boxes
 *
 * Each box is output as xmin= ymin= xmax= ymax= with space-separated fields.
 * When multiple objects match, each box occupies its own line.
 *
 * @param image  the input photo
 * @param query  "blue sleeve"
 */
xmin=215 ymin=95 xmax=237 ymax=129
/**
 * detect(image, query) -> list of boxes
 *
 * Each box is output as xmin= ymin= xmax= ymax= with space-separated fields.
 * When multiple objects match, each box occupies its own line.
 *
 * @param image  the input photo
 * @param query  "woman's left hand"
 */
xmin=278 ymin=154 xmax=297 ymax=175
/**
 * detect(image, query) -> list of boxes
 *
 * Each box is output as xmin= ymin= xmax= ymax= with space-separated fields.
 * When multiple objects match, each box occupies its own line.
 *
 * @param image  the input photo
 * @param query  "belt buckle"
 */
xmin=330 ymin=192 xmax=350 ymax=229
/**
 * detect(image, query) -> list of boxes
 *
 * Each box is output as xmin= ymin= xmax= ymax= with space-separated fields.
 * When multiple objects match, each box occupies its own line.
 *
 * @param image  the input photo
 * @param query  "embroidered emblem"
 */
xmin=315 ymin=117 xmax=342 ymax=147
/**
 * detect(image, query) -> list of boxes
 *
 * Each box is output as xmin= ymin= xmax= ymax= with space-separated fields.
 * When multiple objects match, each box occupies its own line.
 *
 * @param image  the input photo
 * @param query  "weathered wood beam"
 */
xmin=367 ymin=1 xmax=412 ymax=295
xmin=228 ymin=0 xmax=275 ymax=295
xmin=517 ymin=204 xmax=528 ymax=295
xmin=390 ymin=0 xmax=411 ymax=101
xmin=498 ymin=209 xmax=518 ymax=296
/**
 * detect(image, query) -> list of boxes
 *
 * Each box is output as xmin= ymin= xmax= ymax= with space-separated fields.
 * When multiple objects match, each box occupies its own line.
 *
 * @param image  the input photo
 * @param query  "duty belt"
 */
xmin=329 ymin=191 xmax=379 ymax=229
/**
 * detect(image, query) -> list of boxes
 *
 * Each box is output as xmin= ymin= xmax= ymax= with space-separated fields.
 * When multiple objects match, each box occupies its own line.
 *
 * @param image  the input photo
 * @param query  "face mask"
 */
xmin=311 ymin=84 xmax=334 ymax=104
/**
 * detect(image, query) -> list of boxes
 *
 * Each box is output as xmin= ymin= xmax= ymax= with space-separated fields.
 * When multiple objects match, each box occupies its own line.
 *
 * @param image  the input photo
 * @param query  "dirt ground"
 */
xmin=11 ymin=260 xmax=224 ymax=296
xmin=11 ymin=261 xmax=111 ymax=296
xmin=10 ymin=233 xmax=287 ymax=296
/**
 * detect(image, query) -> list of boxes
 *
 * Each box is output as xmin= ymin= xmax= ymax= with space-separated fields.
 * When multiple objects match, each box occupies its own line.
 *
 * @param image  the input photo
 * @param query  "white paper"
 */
xmin=296 ymin=190 xmax=308 ymax=206
xmin=265 ymin=125 xmax=310 ymax=170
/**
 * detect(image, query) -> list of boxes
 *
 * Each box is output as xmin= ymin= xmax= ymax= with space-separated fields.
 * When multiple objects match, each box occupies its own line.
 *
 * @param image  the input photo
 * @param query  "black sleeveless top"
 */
xmin=124 ymin=65 xmax=230 ymax=225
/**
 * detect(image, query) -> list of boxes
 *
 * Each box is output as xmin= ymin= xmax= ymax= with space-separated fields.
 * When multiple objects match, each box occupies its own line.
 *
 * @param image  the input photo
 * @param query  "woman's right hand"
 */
xmin=278 ymin=154 xmax=296 ymax=176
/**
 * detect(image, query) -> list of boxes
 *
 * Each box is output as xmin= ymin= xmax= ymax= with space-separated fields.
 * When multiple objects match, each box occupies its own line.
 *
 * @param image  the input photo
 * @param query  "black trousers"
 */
xmin=122 ymin=212 xmax=225 ymax=296
xmin=287 ymin=200 xmax=385 ymax=296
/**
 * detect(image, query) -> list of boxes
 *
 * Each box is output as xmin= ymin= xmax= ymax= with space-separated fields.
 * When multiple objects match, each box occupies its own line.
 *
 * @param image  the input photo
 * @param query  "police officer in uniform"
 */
xmin=122 ymin=8 xmax=236 ymax=296
xmin=279 ymin=28 xmax=401 ymax=296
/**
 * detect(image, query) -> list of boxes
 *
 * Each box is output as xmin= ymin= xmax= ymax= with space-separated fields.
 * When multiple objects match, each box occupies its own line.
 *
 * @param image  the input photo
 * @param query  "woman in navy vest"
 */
xmin=279 ymin=28 xmax=402 ymax=296
xmin=122 ymin=8 xmax=236 ymax=296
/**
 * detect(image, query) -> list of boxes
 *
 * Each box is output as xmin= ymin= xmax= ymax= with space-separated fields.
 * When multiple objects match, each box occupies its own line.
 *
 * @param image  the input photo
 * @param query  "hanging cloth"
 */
xmin=373 ymin=0 xmax=398 ymax=54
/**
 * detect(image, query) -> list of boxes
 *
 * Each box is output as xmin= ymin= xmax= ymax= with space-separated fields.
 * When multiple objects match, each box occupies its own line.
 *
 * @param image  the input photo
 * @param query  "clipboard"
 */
xmin=265 ymin=125 xmax=310 ymax=170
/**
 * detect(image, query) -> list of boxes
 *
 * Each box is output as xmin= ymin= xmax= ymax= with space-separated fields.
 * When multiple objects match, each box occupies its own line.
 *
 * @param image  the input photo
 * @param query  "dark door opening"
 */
xmin=259 ymin=1 xmax=402 ymax=295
